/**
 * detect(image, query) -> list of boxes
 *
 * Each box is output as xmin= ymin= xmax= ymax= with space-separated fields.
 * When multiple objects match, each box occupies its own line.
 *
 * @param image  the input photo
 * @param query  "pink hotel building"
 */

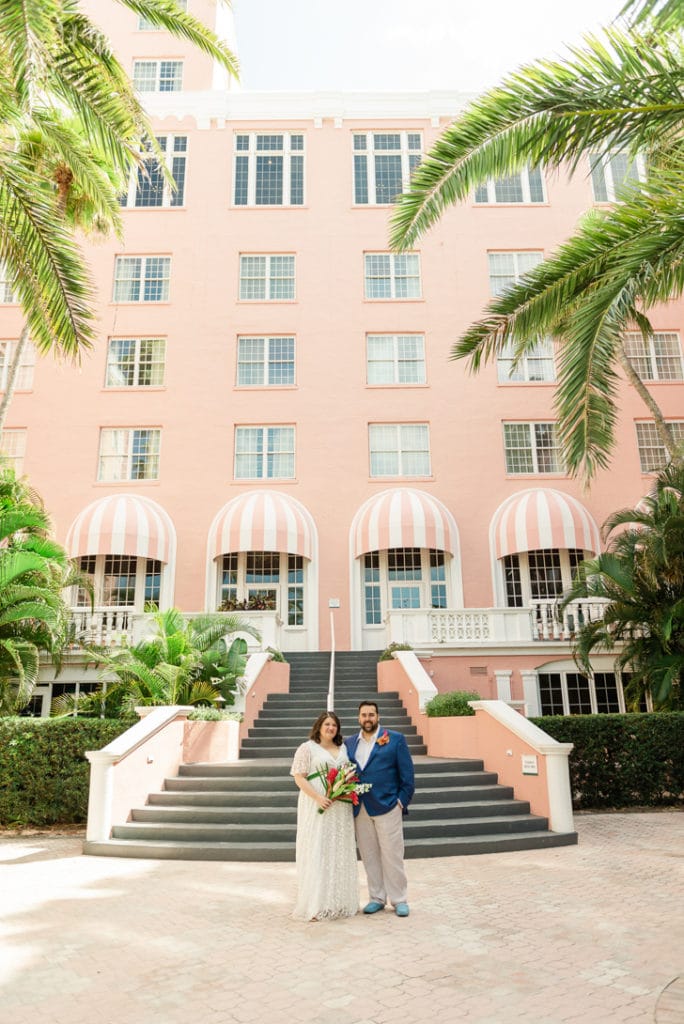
xmin=3 ymin=0 xmax=683 ymax=718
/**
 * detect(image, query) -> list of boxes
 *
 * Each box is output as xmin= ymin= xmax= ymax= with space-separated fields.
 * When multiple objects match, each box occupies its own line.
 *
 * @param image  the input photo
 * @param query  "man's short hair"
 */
xmin=358 ymin=700 xmax=379 ymax=713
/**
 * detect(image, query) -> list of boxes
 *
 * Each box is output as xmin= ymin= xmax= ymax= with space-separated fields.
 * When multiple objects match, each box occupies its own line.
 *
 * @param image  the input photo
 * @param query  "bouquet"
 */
xmin=307 ymin=760 xmax=372 ymax=814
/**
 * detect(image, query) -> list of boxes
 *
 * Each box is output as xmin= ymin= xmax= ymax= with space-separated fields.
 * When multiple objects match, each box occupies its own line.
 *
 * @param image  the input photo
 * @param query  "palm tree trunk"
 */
xmin=0 ymin=324 xmax=30 ymax=434
xmin=617 ymin=340 xmax=678 ymax=458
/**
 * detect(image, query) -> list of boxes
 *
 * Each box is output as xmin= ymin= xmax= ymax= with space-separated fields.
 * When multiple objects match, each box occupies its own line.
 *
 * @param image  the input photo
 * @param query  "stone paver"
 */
xmin=0 ymin=812 xmax=682 ymax=1024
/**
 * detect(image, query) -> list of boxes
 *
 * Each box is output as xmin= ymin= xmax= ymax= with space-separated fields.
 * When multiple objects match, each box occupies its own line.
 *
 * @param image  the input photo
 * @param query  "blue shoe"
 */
xmin=362 ymin=900 xmax=385 ymax=914
xmin=394 ymin=902 xmax=410 ymax=917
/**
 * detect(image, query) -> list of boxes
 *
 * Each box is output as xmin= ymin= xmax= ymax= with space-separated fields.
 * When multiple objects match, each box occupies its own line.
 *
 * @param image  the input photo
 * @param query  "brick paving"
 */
xmin=0 ymin=812 xmax=681 ymax=1024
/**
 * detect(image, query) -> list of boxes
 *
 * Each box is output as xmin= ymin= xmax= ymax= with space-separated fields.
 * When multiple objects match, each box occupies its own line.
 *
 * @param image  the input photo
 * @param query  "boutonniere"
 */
xmin=376 ymin=730 xmax=390 ymax=746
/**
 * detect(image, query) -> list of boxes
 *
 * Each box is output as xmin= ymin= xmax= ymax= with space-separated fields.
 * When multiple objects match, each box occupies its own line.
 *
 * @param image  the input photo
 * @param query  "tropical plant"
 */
xmin=390 ymin=12 xmax=684 ymax=481
xmin=561 ymin=461 xmax=684 ymax=709
xmin=54 ymin=607 xmax=261 ymax=717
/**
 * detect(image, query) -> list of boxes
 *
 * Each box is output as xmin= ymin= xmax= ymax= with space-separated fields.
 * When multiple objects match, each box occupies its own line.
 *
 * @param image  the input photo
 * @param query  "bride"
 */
xmin=290 ymin=711 xmax=359 ymax=921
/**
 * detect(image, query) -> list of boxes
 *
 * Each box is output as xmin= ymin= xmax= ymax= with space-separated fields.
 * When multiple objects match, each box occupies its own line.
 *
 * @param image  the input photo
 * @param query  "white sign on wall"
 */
xmin=521 ymin=754 xmax=538 ymax=776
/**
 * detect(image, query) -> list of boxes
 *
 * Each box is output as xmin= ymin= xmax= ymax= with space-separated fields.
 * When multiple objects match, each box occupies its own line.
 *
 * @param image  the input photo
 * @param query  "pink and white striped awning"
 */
xmin=491 ymin=489 xmax=601 ymax=559
xmin=65 ymin=494 xmax=174 ymax=562
xmin=209 ymin=491 xmax=314 ymax=560
xmin=352 ymin=488 xmax=459 ymax=558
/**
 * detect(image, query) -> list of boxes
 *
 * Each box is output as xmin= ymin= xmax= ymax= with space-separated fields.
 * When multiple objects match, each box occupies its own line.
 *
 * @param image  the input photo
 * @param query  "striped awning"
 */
xmin=209 ymin=491 xmax=314 ymax=560
xmin=65 ymin=494 xmax=174 ymax=562
xmin=352 ymin=488 xmax=459 ymax=558
xmin=491 ymin=488 xmax=601 ymax=559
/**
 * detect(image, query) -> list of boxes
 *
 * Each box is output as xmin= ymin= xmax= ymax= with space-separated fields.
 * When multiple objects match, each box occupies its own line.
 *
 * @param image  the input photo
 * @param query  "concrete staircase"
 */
xmin=85 ymin=651 xmax=578 ymax=860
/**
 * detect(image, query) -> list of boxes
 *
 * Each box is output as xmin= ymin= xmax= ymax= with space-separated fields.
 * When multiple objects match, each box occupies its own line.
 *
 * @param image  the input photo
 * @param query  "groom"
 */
xmin=346 ymin=700 xmax=415 ymax=917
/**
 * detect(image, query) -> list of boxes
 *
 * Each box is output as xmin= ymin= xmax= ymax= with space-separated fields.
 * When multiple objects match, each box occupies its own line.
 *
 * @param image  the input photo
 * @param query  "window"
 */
xmin=77 ymin=555 xmax=161 ymax=607
xmin=364 ymin=253 xmax=421 ymax=299
xmin=233 ymin=134 xmax=304 ymax=207
xmin=503 ymin=422 xmax=563 ymax=474
xmin=133 ymin=60 xmax=183 ymax=92
xmin=98 ymin=428 xmax=161 ymax=481
xmin=362 ymin=547 xmax=449 ymax=625
xmin=538 ymin=670 xmax=625 ymax=715
xmin=590 ymin=151 xmax=644 ymax=202
xmin=0 ymin=341 xmax=36 ymax=390
xmin=239 ymin=255 xmax=295 ymax=300
xmin=364 ymin=552 xmax=382 ymax=625
xmin=502 ymin=548 xmax=583 ymax=608
xmin=635 ymin=421 xmax=684 ymax=472
xmin=0 ymin=262 xmax=14 ymax=303
xmin=352 ymin=132 xmax=422 ymax=205
xmin=121 ymin=135 xmax=187 ymax=208
xmin=113 ymin=256 xmax=170 ymax=302
xmin=623 ymin=332 xmax=684 ymax=382
xmin=234 ymin=426 xmax=295 ymax=479
xmin=475 ymin=167 xmax=545 ymax=204
xmin=0 ymin=429 xmax=26 ymax=473
xmin=369 ymin=423 xmax=431 ymax=477
xmin=105 ymin=338 xmax=165 ymax=387
xmin=139 ymin=0 xmax=186 ymax=29
xmin=497 ymin=337 xmax=555 ymax=383
xmin=237 ymin=337 xmax=295 ymax=387
xmin=488 ymin=251 xmax=543 ymax=297
xmin=218 ymin=551 xmax=305 ymax=625
xmin=367 ymin=334 xmax=426 ymax=385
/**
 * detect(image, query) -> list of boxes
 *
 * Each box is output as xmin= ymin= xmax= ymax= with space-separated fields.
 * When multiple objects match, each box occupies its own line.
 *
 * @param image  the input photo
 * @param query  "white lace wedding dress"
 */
xmin=290 ymin=739 xmax=359 ymax=921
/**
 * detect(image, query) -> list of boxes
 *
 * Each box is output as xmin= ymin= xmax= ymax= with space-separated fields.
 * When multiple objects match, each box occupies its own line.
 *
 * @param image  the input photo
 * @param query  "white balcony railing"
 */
xmin=70 ymin=608 xmax=278 ymax=650
xmin=530 ymin=599 xmax=609 ymax=642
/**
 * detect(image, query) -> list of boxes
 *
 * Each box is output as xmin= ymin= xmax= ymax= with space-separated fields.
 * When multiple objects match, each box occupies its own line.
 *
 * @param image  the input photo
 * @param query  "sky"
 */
xmin=232 ymin=0 xmax=627 ymax=93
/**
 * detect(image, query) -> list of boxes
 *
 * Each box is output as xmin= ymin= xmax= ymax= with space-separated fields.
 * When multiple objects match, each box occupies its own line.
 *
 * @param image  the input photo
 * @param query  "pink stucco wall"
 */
xmin=239 ymin=659 xmax=290 ymax=743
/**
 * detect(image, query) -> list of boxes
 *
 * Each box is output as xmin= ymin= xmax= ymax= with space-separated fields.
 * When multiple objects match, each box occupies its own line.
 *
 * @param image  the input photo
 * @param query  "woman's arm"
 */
xmin=293 ymin=773 xmax=332 ymax=811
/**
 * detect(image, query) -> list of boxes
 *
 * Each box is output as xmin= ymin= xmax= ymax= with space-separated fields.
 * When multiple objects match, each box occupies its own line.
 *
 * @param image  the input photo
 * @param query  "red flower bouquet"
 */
xmin=307 ymin=761 xmax=372 ymax=813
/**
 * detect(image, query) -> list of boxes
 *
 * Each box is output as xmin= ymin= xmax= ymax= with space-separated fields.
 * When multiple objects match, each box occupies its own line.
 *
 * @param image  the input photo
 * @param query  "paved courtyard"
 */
xmin=0 ymin=812 xmax=682 ymax=1024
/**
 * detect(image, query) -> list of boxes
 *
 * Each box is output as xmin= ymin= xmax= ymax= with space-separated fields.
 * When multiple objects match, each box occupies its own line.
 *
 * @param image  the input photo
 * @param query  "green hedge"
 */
xmin=531 ymin=712 xmax=684 ymax=810
xmin=0 ymin=718 xmax=134 ymax=826
xmin=424 ymin=690 xmax=480 ymax=717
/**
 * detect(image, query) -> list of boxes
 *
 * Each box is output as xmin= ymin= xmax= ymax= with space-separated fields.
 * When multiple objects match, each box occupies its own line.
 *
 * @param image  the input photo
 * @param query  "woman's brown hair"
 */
xmin=309 ymin=711 xmax=343 ymax=746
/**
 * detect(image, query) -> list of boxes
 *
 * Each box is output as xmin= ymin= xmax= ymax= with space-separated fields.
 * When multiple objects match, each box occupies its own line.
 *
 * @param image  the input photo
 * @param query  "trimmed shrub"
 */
xmin=187 ymin=708 xmax=242 ymax=721
xmin=425 ymin=690 xmax=480 ymax=717
xmin=378 ymin=642 xmax=413 ymax=662
xmin=531 ymin=712 xmax=684 ymax=809
xmin=0 ymin=717 xmax=134 ymax=826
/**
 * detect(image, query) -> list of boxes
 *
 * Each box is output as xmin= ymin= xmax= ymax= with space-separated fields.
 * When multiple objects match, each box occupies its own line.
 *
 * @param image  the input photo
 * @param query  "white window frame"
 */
xmin=97 ymin=427 xmax=161 ymax=482
xmin=362 ymin=547 xmax=450 ymax=626
xmin=501 ymin=548 xmax=585 ymax=608
xmin=234 ymin=425 xmax=296 ymax=480
xmin=623 ymin=331 xmax=684 ymax=382
xmin=105 ymin=338 xmax=166 ymax=388
xmin=233 ymin=133 xmax=305 ymax=207
xmin=74 ymin=554 xmax=162 ymax=609
xmin=0 ymin=429 xmax=26 ymax=473
xmin=120 ymin=135 xmax=188 ymax=209
xmin=366 ymin=334 xmax=426 ymax=385
xmin=113 ymin=256 xmax=171 ymax=303
xmin=236 ymin=336 xmax=296 ymax=387
xmin=238 ymin=254 xmax=296 ymax=301
xmin=216 ymin=551 xmax=305 ymax=626
xmin=589 ymin=151 xmax=646 ymax=202
xmin=537 ymin=669 xmax=627 ymax=716
xmin=369 ymin=423 xmax=431 ymax=478
xmin=503 ymin=422 xmax=564 ymax=475
xmin=352 ymin=131 xmax=422 ymax=206
xmin=488 ymin=251 xmax=544 ymax=297
xmin=0 ymin=340 xmax=36 ymax=391
xmin=0 ymin=262 xmax=14 ymax=303
xmin=132 ymin=59 xmax=184 ymax=93
xmin=496 ymin=336 xmax=555 ymax=383
xmin=138 ymin=0 xmax=187 ymax=30
xmin=475 ymin=167 xmax=546 ymax=204
xmin=635 ymin=421 xmax=684 ymax=473
xmin=364 ymin=253 xmax=421 ymax=300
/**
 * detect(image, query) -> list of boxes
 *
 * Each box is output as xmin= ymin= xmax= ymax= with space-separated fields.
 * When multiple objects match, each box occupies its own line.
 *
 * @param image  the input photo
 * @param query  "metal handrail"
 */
xmin=327 ymin=608 xmax=335 ymax=711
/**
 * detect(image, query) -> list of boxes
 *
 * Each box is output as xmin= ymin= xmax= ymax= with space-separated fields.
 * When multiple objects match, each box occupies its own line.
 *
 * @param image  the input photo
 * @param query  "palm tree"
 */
xmin=561 ymin=461 xmax=684 ymax=709
xmin=390 ymin=19 xmax=684 ymax=481
xmin=56 ymin=607 xmax=261 ymax=717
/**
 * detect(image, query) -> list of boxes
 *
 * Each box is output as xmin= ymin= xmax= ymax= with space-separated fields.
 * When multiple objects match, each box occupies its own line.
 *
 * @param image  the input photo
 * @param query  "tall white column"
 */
xmin=521 ymin=669 xmax=540 ymax=717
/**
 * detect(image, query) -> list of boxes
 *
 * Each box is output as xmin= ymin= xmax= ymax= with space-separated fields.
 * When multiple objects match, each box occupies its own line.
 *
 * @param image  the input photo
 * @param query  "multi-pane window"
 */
xmin=352 ymin=132 xmax=422 ymax=205
xmin=589 ymin=151 xmax=644 ymax=202
xmin=138 ymin=0 xmax=186 ymax=29
xmin=502 ymin=548 xmax=583 ymax=608
xmin=218 ymin=551 xmax=305 ymax=625
xmin=0 ymin=341 xmax=36 ymax=390
xmin=488 ymin=251 xmax=543 ymax=297
xmin=77 ymin=554 xmax=161 ymax=607
xmin=237 ymin=337 xmax=295 ymax=387
xmin=133 ymin=60 xmax=183 ymax=92
xmin=635 ymin=421 xmax=684 ymax=472
xmin=538 ymin=670 xmax=625 ymax=715
xmin=0 ymin=429 xmax=26 ymax=473
xmin=0 ymin=263 xmax=14 ymax=303
xmin=288 ymin=555 xmax=304 ymax=626
xmin=234 ymin=426 xmax=295 ymax=479
xmin=366 ymin=334 xmax=426 ymax=385
xmin=121 ymin=135 xmax=187 ymax=208
xmin=497 ymin=337 xmax=555 ymax=383
xmin=113 ymin=256 xmax=170 ymax=302
xmin=475 ymin=167 xmax=545 ymax=204
xmin=503 ymin=422 xmax=563 ymax=474
xmin=623 ymin=332 xmax=684 ymax=382
xmin=363 ymin=547 xmax=449 ymax=624
xmin=369 ymin=423 xmax=430 ymax=477
xmin=503 ymin=555 xmax=523 ymax=608
xmin=105 ymin=338 xmax=165 ymax=387
xmin=98 ymin=428 xmax=161 ymax=481
xmin=233 ymin=134 xmax=304 ymax=206
xmin=364 ymin=253 xmax=421 ymax=299
xmin=364 ymin=552 xmax=382 ymax=625
xmin=239 ymin=255 xmax=295 ymax=300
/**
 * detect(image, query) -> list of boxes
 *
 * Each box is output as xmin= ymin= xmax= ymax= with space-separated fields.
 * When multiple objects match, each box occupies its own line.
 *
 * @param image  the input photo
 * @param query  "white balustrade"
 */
xmin=530 ymin=598 xmax=609 ymax=642
xmin=70 ymin=607 xmax=135 ymax=646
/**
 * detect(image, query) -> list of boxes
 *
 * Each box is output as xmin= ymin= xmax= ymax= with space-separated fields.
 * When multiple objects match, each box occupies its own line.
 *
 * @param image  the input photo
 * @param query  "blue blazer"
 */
xmin=346 ymin=729 xmax=415 ymax=817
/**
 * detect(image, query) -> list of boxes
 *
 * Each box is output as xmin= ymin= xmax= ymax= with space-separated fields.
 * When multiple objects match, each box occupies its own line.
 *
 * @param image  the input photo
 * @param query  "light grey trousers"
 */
xmin=354 ymin=803 xmax=408 ymax=906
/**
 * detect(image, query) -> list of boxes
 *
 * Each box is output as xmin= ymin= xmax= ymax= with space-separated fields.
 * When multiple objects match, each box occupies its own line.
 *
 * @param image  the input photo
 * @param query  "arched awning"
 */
xmin=490 ymin=488 xmax=601 ymax=559
xmin=351 ymin=488 xmax=459 ymax=558
xmin=208 ymin=491 xmax=315 ymax=560
xmin=65 ymin=494 xmax=175 ymax=562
